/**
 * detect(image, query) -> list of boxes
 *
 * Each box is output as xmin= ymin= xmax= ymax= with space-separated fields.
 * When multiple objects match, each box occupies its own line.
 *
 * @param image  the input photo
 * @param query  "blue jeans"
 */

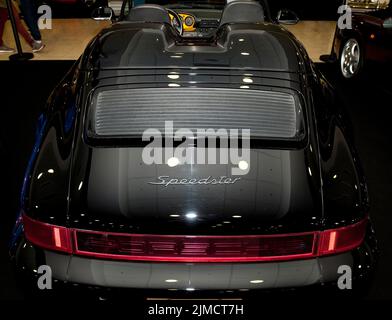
xmin=19 ymin=0 xmax=41 ymax=41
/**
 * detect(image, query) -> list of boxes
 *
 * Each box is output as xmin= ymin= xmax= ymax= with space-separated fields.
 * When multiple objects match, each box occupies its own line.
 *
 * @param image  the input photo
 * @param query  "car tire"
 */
xmin=339 ymin=38 xmax=364 ymax=80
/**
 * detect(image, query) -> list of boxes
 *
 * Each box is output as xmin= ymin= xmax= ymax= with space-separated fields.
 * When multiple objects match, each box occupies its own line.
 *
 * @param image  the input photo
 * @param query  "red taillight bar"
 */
xmin=22 ymin=214 xmax=368 ymax=263
xmin=73 ymin=229 xmax=317 ymax=263
xmin=318 ymin=218 xmax=368 ymax=256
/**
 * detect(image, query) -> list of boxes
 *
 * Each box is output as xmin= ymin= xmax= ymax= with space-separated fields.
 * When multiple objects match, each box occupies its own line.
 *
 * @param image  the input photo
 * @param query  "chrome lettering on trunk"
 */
xmin=148 ymin=176 xmax=241 ymax=187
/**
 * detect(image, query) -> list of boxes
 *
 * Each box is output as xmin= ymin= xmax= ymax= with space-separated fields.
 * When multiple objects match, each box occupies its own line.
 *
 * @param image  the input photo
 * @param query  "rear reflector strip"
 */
xmin=22 ymin=214 xmax=368 ymax=263
xmin=74 ymin=231 xmax=316 ymax=262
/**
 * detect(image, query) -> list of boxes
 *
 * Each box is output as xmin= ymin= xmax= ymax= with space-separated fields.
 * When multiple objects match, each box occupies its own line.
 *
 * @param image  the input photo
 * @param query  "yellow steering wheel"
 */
xmin=168 ymin=11 xmax=196 ymax=33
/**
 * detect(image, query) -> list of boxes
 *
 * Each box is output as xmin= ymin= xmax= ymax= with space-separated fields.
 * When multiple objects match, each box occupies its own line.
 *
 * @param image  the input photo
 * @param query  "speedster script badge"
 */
xmin=148 ymin=176 xmax=241 ymax=188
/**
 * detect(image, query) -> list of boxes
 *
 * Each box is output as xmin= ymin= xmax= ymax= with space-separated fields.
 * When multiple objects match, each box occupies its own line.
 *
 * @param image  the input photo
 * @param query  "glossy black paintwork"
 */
xmin=19 ymin=18 xmax=368 ymax=237
xmin=88 ymin=23 xmax=304 ymax=72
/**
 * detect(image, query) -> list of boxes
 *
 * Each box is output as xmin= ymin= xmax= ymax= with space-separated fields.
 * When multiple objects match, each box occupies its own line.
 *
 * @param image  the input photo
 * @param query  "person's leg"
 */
xmin=19 ymin=0 xmax=41 ymax=41
xmin=0 ymin=7 xmax=16 ymax=52
xmin=10 ymin=3 xmax=34 ymax=47
xmin=0 ymin=8 xmax=8 ymax=46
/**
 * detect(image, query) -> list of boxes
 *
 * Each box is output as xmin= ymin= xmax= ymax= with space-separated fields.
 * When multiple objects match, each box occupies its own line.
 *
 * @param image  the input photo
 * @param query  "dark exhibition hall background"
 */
xmin=0 ymin=0 xmax=391 ymax=301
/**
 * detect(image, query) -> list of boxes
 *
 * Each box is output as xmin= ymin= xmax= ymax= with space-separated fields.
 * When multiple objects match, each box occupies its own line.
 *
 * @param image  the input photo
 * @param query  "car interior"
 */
xmin=106 ymin=0 xmax=277 ymax=38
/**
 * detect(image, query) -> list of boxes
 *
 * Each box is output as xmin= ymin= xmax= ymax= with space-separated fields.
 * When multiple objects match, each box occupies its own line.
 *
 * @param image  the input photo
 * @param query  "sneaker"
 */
xmin=32 ymin=41 xmax=45 ymax=53
xmin=0 ymin=45 xmax=16 ymax=54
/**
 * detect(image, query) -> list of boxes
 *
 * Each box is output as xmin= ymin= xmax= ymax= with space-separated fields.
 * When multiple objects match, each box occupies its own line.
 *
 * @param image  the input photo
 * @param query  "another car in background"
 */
xmin=348 ymin=0 xmax=389 ymax=12
xmin=322 ymin=3 xmax=392 ymax=79
xmin=43 ymin=0 xmax=107 ymax=15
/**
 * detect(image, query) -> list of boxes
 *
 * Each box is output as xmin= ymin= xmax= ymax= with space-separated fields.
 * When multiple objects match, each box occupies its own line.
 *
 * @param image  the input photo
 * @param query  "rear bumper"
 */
xmin=13 ymin=233 xmax=377 ymax=293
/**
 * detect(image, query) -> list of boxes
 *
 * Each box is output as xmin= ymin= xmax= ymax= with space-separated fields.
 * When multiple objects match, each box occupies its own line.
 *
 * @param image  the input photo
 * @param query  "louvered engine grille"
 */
xmin=91 ymin=88 xmax=302 ymax=139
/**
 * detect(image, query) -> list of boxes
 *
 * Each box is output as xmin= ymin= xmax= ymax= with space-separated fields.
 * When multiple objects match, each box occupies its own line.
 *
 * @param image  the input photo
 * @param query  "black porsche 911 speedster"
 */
xmin=10 ymin=0 xmax=377 ymax=299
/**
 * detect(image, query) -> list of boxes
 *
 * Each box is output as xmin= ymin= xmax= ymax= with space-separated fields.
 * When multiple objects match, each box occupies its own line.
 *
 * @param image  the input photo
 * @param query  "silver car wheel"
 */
xmin=340 ymin=38 xmax=361 ymax=79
